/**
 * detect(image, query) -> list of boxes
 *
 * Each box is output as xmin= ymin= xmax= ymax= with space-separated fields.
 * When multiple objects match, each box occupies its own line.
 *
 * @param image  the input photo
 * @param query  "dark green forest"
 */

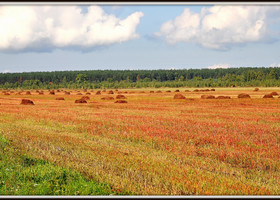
xmin=0 ymin=67 xmax=280 ymax=89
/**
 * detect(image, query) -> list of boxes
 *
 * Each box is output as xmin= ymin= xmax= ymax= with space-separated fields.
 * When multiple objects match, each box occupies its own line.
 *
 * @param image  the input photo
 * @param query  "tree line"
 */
xmin=0 ymin=67 xmax=280 ymax=89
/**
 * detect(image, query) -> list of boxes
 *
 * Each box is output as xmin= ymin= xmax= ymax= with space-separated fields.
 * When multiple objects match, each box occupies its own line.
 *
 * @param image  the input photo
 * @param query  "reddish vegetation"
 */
xmin=101 ymin=96 xmax=114 ymax=100
xmin=150 ymin=91 xmax=154 ymax=93
xmin=76 ymin=93 xmax=83 ymax=95
xmin=201 ymin=95 xmax=215 ymax=99
xmin=193 ymin=89 xmax=199 ymax=92
xmin=175 ymin=90 xmax=180 ymax=92
xmin=102 ymin=90 xmax=106 ymax=92
xmin=173 ymin=93 xmax=186 ymax=99
xmin=26 ymin=91 xmax=31 ymax=95
xmin=166 ymin=90 xmax=171 ymax=93
xmin=116 ymin=95 xmax=126 ymax=99
xmin=107 ymin=90 xmax=114 ymax=94
xmin=211 ymin=89 xmax=215 ymax=91
xmin=254 ymin=88 xmax=259 ymax=91
xmin=156 ymin=91 xmax=162 ymax=93
xmin=20 ymin=99 xmax=34 ymax=105
xmin=185 ymin=90 xmax=190 ymax=92
xmin=56 ymin=97 xmax=65 ymax=100
xmin=263 ymin=94 xmax=274 ymax=98
xmin=64 ymin=91 xmax=70 ymax=95
xmin=115 ymin=100 xmax=127 ymax=103
xmin=4 ymin=92 xmax=10 ymax=95
xmin=238 ymin=93 xmax=251 ymax=98
xmin=216 ymin=96 xmax=231 ymax=99
xmin=75 ymin=99 xmax=87 ymax=103
xmin=139 ymin=91 xmax=145 ymax=93
xmin=85 ymin=92 xmax=91 ymax=95
xmin=95 ymin=91 xmax=101 ymax=95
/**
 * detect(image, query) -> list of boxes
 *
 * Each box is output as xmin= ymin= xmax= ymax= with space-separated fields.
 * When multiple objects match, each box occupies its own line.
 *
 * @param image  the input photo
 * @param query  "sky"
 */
xmin=1 ymin=3 xmax=280 ymax=73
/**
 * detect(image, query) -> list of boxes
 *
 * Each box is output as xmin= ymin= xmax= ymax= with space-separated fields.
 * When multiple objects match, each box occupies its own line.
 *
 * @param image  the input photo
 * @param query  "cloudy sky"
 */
xmin=1 ymin=3 xmax=280 ymax=73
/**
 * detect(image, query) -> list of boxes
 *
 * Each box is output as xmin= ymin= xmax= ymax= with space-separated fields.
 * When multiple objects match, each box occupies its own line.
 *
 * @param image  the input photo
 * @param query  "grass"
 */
xmin=0 ymin=135 xmax=128 ymax=195
xmin=0 ymin=87 xmax=280 ymax=195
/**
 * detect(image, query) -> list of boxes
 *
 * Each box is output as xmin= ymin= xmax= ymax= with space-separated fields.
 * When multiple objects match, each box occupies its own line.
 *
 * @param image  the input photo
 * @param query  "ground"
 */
xmin=0 ymin=87 xmax=280 ymax=195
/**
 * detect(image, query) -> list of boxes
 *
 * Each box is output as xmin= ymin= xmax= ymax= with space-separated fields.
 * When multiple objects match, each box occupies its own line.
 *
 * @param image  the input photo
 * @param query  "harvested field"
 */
xmin=0 ymin=87 xmax=280 ymax=195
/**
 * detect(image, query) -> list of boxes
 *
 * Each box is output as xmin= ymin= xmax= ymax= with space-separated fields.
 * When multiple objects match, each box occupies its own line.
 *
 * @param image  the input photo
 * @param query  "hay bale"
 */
xmin=201 ymin=95 xmax=215 ymax=99
xmin=216 ymin=96 xmax=231 ymax=99
xmin=81 ymin=96 xmax=90 ymax=100
xmin=175 ymin=90 xmax=180 ymax=92
xmin=85 ymin=92 xmax=91 ymax=95
xmin=116 ymin=95 xmax=126 ymax=99
xmin=254 ymin=88 xmax=259 ymax=92
xmin=49 ymin=90 xmax=55 ymax=95
xmin=263 ymin=94 xmax=274 ymax=98
xmin=123 ymin=91 xmax=128 ymax=94
xmin=270 ymin=92 xmax=279 ymax=96
xmin=174 ymin=94 xmax=186 ymax=99
xmin=115 ymin=100 xmax=127 ymax=103
xmin=107 ymin=90 xmax=114 ymax=94
xmin=75 ymin=99 xmax=87 ymax=103
xmin=238 ymin=93 xmax=251 ymax=98
xmin=166 ymin=90 xmax=171 ymax=93
xmin=210 ymin=89 xmax=215 ymax=91
xmin=83 ymin=89 xmax=87 ymax=92
xmin=21 ymin=99 xmax=34 ymax=105
xmin=56 ymin=97 xmax=65 ymax=100
xmin=56 ymin=89 xmax=60 ymax=92
xmin=95 ymin=91 xmax=101 ymax=95
xmin=25 ymin=91 xmax=31 ymax=95
xmin=205 ymin=89 xmax=210 ymax=91
xmin=101 ymin=96 xmax=114 ymax=100
xmin=193 ymin=89 xmax=199 ymax=92
xmin=150 ymin=91 xmax=154 ymax=93
xmin=64 ymin=91 xmax=70 ymax=95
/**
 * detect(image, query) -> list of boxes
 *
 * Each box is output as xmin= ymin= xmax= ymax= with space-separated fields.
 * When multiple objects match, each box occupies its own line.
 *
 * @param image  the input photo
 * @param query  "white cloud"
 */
xmin=156 ymin=6 xmax=280 ymax=50
xmin=269 ymin=63 xmax=280 ymax=67
xmin=0 ymin=6 xmax=144 ymax=52
xmin=3 ymin=70 xmax=10 ymax=73
xmin=207 ymin=63 xmax=230 ymax=69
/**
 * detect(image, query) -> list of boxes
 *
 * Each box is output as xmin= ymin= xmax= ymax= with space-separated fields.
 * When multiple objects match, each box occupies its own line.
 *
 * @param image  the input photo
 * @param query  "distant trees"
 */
xmin=1 ymin=67 xmax=280 ymax=89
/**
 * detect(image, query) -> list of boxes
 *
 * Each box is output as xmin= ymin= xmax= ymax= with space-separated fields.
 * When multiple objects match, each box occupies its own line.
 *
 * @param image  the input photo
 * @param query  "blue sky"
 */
xmin=0 ymin=4 xmax=280 ymax=73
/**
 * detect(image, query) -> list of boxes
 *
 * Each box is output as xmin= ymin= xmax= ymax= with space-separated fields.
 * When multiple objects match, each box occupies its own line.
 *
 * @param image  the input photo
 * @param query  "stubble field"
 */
xmin=0 ymin=87 xmax=280 ymax=195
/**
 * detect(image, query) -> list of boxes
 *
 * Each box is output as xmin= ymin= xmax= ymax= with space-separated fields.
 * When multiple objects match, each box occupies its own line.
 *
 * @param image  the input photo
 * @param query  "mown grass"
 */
xmin=0 ymin=135 xmax=128 ymax=195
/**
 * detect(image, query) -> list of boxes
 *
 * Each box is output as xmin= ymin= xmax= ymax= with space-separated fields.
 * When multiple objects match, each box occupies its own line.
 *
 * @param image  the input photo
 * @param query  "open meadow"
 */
xmin=0 ymin=87 xmax=280 ymax=195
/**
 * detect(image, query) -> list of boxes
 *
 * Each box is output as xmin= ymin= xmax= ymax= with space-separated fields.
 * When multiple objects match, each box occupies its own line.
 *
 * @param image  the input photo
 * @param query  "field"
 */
xmin=0 ymin=87 xmax=280 ymax=195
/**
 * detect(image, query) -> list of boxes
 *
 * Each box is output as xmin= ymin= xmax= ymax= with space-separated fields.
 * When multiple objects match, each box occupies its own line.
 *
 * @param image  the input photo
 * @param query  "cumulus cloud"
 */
xmin=156 ymin=6 xmax=280 ymax=50
xmin=0 ymin=6 xmax=144 ymax=52
xmin=207 ymin=63 xmax=230 ymax=69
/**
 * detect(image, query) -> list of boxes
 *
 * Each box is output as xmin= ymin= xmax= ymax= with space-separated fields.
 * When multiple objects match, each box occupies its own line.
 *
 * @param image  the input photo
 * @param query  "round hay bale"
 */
xmin=107 ymin=90 xmax=114 ymax=94
xmin=115 ymin=100 xmax=127 ymax=103
xmin=216 ymin=96 xmax=231 ymax=99
xmin=25 ymin=91 xmax=31 ymax=95
xmin=166 ymin=90 xmax=171 ymax=93
xmin=21 ymin=99 xmax=34 ymax=105
xmin=123 ymin=91 xmax=128 ymax=94
xmin=193 ymin=89 xmax=199 ymax=92
xmin=85 ymin=92 xmax=91 ymax=95
xmin=75 ymin=99 xmax=87 ymax=103
xmin=201 ymin=95 xmax=215 ymax=99
xmin=150 ymin=91 xmax=154 ymax=93
xmin=81 ymin=96 xmax=90 ymax=100
xmin=116 ymin=95 xmax=126 ymax=99
xmin=270 ymin=92 xmax=278 ymax=96
xmin=83 ymin=89 xmax=87 ymax=92
xmin=49 ymin=90 xmax=55 ymax=95
xmin=64 ymin=91 xmax=70 ymax=95
xmin=101 ymin=96 xmax=114 ymax=100
xmin=210 ymin=89 xmax=215 ymax=91
xmin=56 ymin=89 xmax=60 ymax=92
xmin=56 ymin=97 xmax=65 ymax=100
xmin=174 ymin=93 xmax=186 ymax=99
xmin=238 ymin=93 xmax=251 ymax=98
xmin=254 ymin=88 xmax=259 ymax=92
xmin=205 ymin=89 xmax=210 ymax=92
xmin=263 ymin=94 xmax=274 ymax=98
xmin=175 ymin=90 xmax=180 ymax=92
xmin=95 ymin=91 xmax=101 ymax=95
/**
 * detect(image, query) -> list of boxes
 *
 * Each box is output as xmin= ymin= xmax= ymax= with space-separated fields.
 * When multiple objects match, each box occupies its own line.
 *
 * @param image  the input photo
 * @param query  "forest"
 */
xmin=0 ymin=67 xmax=280 ymax=89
